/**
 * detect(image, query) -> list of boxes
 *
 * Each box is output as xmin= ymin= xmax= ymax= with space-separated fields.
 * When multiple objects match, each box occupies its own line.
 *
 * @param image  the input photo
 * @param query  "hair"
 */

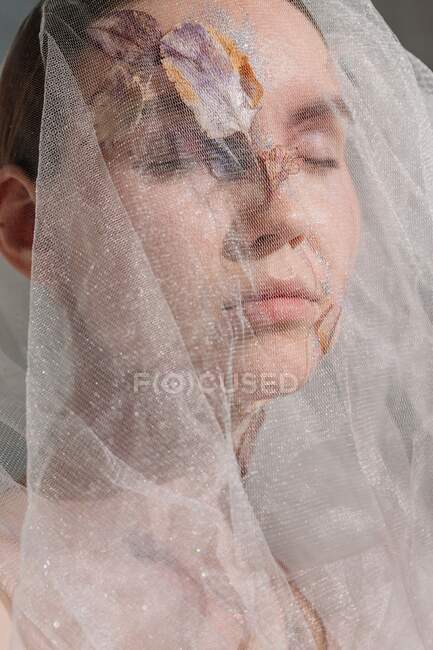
xmin=0 ymin=0 xmax=323 ymax=183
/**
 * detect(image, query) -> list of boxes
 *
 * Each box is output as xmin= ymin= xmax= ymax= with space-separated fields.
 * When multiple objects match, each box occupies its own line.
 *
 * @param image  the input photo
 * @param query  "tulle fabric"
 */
xmin=1 ymin=0 xmax=433 ymax=647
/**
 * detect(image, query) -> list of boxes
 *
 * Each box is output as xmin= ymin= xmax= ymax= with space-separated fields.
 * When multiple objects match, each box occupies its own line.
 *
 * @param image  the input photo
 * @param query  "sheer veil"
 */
xmin=1 ymin=0 xmax=433 ymax=647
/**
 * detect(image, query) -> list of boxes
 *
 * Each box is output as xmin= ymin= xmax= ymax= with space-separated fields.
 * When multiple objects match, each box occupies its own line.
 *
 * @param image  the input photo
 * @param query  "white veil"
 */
xmin=1 ymin=0 xmax=433 ymax=647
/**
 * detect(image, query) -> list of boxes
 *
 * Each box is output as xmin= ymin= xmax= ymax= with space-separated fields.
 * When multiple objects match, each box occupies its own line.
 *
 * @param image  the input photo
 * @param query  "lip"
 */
xmin=224 ymin=278 xmax=324 ymax=330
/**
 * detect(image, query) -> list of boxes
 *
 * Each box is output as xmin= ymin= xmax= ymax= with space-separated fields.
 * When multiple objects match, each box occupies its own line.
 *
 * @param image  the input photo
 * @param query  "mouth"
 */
xmin=223 ymin=279 xmax=325 ymax=331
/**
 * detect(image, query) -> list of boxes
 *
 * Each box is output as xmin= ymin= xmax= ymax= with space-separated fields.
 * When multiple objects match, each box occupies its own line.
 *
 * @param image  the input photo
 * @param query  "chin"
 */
xmin=232 ymin=326 xmax=323 ymax=404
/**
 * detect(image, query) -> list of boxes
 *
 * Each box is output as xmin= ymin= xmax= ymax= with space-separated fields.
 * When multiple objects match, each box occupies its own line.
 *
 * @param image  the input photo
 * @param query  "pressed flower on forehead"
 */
xmin=86 ymin=10 xmax=163 ymax=146
xmin=160 ymin=21 xmax=264 ymax=140
xmin=86 ymin=11 xmax=265 ymax=175
xmin=89 ymin=63 xmax=150 ymax=146
xmin=87 ymin=10 xmax=162 ymax=70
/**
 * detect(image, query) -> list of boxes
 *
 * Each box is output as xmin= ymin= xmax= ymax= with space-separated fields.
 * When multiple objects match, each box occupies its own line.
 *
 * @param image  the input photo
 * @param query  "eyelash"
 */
xmin=303 ymin=157 xmax=340 ymax=171
xmin=135 ymin=155 xmax=195 ymax=179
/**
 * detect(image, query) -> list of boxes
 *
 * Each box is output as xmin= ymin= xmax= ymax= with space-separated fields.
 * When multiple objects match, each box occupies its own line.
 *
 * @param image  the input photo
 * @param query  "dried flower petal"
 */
xmin=90 ymin=64 xmax=147 ymax=145
xmin=160 ymin=22 xmax=263 ymax=140
xmin=88 ymin=10 xmax=162 ymax=69
xmin=315 ymin=300 xmax=342 ymax=355
xmin=206 ymin=27 xmax=263 ymax=108
xmin=258 ymin=146 xmax=302 ymax=193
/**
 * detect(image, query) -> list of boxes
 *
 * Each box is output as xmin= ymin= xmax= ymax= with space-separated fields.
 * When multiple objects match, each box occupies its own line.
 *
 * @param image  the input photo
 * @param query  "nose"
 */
xmin=222 ymin=173 xmax=309 ymax=263
xmin=222 ymin=144 xmax=312 ymax=263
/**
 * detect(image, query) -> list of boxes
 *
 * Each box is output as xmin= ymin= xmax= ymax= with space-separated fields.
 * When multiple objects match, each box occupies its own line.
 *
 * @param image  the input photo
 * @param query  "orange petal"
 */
xmin=207 ymin=26 xmax=264 ymax=108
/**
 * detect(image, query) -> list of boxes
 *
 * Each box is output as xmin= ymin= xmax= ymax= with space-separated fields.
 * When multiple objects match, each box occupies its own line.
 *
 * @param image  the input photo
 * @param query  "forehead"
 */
xmin=127 ymin=0 xmax=339 ymax=102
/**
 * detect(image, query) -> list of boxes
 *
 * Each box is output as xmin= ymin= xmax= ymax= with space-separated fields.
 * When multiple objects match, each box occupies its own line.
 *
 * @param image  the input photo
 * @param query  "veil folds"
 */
xmin=1 ymin=0 xmax=433 ymax=647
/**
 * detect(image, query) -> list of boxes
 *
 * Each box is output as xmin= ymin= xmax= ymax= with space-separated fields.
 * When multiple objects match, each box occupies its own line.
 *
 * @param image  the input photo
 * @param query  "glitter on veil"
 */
xmin=0 ymin=0 xmax=433 ymax=647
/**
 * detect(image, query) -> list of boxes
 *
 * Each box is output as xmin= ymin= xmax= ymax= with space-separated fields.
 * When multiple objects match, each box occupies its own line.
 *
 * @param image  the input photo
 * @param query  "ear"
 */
xmin=0 ymin=165 xmax=35 ymax=279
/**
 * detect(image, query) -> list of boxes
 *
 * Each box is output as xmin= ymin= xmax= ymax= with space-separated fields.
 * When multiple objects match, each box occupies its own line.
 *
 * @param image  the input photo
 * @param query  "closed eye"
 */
xmin=303 ymin=157 xmax=339 ymax=170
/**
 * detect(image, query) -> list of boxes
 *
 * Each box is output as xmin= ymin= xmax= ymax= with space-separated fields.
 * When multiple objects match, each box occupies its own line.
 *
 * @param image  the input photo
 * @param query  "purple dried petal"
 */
xmin=90 ymin=63 xmax=146 ymax=145
xmin=88 ymin=10 xmax=162 ymax=68
xmin=160 ymin=22 xmax=262 ymax=140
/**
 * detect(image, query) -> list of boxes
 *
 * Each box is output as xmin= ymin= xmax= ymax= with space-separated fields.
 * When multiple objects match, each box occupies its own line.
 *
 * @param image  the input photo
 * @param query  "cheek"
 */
xmin=110 ymin=168 xmax=232 ymax=306
xmin=296 ymin=169 xmax=361 ymax=291
xmin=330 ymin=170 xmax=362 ymax=277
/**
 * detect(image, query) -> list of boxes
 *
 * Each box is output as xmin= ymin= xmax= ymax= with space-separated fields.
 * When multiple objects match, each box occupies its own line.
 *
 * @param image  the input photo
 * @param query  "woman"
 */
xmin=0 ymin=0 xmax=432 ymax=647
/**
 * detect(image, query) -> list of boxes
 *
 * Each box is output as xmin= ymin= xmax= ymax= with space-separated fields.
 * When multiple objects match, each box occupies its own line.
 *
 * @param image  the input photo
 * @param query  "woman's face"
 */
xmin=102 ymin=0 xmax=361 ymax=413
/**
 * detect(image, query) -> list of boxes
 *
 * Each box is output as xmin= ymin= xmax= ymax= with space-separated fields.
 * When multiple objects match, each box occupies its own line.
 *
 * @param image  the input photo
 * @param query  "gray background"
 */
xmin=0 ymin=1 xmax=433 ymax=69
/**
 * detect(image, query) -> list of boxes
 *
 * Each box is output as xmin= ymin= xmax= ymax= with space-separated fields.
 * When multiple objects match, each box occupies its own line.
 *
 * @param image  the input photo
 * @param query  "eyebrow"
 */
xmin=289 ymin=96 xmax=353 ymax=127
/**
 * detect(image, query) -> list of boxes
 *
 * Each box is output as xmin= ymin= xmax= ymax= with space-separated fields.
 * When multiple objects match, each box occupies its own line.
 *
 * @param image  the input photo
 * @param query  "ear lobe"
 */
xmin=0 ymin=165 xmax=35 ymax=279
